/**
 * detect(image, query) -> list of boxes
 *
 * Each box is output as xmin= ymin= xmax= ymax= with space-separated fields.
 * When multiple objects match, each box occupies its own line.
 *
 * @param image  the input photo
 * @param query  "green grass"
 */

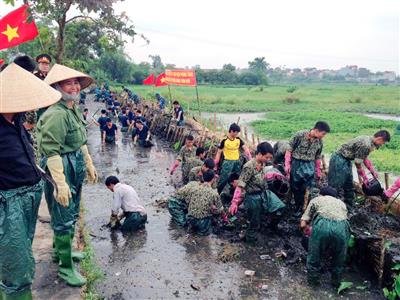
xmin=251 ymin=111 xmax=400 ymax=173
xmin=79 ymin=205 xmax=103 ymax=300
xmin=117 ymin=83 xmax=399 ymax=173
xmin=127 ymin=83 xmax=400 ymax=114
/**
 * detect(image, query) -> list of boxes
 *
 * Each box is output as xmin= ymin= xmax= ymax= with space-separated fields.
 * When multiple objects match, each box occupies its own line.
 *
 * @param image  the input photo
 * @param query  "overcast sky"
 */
xmin=1 ymin=0 xmax=399 ymax=72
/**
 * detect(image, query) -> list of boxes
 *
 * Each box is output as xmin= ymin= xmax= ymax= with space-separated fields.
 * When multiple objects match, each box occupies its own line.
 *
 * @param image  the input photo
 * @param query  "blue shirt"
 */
xmin=118 ymin=115 xmax=129 ymax=127
xmin=158 ymin=96 xmax=166 ymax=109
xmin=113 ymin=101 xmax=121 ymax=107
xmin=134 ymin=115 xmax=147 ymax=125
xmin=128 ymin=111 xmax=135 ymax=121
xmin=174 ymin=107 xmax=184 ymax=121
xmin=97 ymin=116 xmax=108 ymax=130
xmin=104 ymin=124 xmax=117 ymax=137
xmin=134 ymin=125 xmax=149 ymax=141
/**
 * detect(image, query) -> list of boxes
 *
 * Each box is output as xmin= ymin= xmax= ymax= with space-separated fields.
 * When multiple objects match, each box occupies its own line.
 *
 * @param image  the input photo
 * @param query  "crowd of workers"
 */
xmin=0 ymin=53 xmax=399 ymax=299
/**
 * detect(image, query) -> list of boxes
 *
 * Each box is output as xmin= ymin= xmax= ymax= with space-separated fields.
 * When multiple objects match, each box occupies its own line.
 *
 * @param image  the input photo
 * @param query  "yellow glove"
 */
xmin=47 ymin=155 xmax=71 ymax=207
xmin=81 ymin=144 xmax=98 ymax=184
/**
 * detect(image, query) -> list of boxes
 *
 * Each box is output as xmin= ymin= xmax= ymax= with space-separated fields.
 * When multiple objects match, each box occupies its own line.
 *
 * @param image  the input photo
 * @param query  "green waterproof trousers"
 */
xmin=121 ymin=212 xmax=147 ymax=232
xmin=290 ymin=158 xmax=316 ymax=210
xmin=41 ymin=150 xmax=86 ymax=235
xmin=168 ymin=197 xmax=188 ymax=227
xmin=307 ymin=216 xmax=350 ymax=286
xmin=244 ymin=190 xmax=286 ymax=242
xmin=187 ymin=216 xmax=212 ymax=236
xmin=0 ymin=182 xmax=43 ymax=296
xmin=217 ymin=160 xmax=241 ymax=194
xmin=328 ymin=153 xmax=354 ymax=206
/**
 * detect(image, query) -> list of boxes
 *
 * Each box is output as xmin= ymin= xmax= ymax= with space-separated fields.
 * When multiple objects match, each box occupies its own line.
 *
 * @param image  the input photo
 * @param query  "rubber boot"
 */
xmin=0 ymin=289 xmax=32 ymax=300
xmin=54 ymin=233 xmax=87 ymax=287
xmin=52 ymin=235 xmax=85 ymax=263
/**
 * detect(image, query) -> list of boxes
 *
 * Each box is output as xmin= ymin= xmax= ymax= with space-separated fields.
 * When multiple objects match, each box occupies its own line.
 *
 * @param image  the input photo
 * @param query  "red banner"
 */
xmin=143 ymin=73 xmax=155 ymax=85
xmin=0 ymin=5 xmax=38 ymax=50
xmin=165 ymin=69 xmax=197 ymax=86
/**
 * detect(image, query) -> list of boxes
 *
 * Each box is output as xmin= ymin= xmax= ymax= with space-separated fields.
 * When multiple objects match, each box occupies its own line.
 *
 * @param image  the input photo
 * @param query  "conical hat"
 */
xmin=0 ymin=63 xmax=61 ymax=113
xmin=45 ymin=64 xmax=93 ymax=90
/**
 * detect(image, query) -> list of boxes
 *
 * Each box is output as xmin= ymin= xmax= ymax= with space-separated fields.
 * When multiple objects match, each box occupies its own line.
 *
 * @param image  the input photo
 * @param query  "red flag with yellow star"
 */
xmin=155 ymin=73 xmax=168 ymax=87
xmin=0 ymin=4 xmax=38 ymax=50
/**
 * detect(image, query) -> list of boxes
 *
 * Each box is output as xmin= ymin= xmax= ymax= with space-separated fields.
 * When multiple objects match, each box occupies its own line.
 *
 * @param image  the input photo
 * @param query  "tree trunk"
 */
xmin=56 ymin=19 xmax=65 ymax=63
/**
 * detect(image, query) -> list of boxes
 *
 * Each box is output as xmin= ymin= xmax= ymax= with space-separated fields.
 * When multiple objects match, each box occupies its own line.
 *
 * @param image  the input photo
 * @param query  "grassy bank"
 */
xmin=251 ymin=111 xmax=399 ymax=173
xmin=79 ymin=205 xmax=103 ymax=300
xmin=129 ymin=84 xmax=400 ymax=114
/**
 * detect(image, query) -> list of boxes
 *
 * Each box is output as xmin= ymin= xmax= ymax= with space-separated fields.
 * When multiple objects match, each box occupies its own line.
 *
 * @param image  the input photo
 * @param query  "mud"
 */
xmin=82 ymin=101 xmax=384 ymax=299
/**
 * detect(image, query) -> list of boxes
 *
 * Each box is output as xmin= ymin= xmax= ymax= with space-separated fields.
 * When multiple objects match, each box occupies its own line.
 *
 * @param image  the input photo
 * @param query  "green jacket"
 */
xmin=37 ymin=100 xmax=87 ymax=157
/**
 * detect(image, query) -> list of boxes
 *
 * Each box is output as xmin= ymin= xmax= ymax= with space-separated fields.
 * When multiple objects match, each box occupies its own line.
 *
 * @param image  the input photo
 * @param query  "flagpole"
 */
xmin=168 ymin=85 xmax=172 ymax=109
xmin=195 ymin=85 xmax=201 ymax=118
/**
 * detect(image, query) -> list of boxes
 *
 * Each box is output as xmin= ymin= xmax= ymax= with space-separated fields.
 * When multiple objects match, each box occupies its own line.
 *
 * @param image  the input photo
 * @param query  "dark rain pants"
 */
xmin=121 ymin=212 xmax=147 ymax=232
xmin=328 ymin=153 xmax=354 ymax=206
xmin=168 ymin=197 xmax=188 ymax=227
xmin=0 ymin=181 xmax=43 ymax=295
xmin=187 ymin=216 xmax=212 ymax=236
xmin=290 ymin=158 xmax=316 ymax=210
xmin=307 ymin=216 xmax=350 ymax=286
xmin=217 ymin=159 xmax=241 ymax=194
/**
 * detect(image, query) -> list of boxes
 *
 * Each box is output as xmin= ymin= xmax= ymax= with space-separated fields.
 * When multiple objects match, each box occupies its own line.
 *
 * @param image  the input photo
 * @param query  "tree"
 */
xmin=98 ymin=51 xmax=134 ymax=83
xmin=238 ymin=72 xmax=262 ymax=85
xmin=9 ymin=0 xmax=138 ymax=63
xmin=248 ymin=57 xmax=270 ymax=74
xmin=149 ymin=54 xmax=164 ymax=73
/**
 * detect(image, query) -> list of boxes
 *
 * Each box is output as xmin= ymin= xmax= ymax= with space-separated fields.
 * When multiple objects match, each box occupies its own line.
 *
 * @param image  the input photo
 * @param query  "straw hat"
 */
xmin=0 ymin=63 xmax=61 ymax=113
xmin=45 ymin=63 xmax=93 ymax=90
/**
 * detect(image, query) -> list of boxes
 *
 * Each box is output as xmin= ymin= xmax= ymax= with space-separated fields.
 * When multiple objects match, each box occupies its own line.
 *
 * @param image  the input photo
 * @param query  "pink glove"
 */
xmin=222 ymin=214 xmax=228 ymax=223
xmin=315 ymin=159 xmax=322 ymax=180
xmin=284 ymin=151 xmax=291 ymax=179
xmin=357 ymin=167 xmax=369 ymax=185
xmin=229 ymin=187 xmax=242 ymax=215
xmin=264 ymin=172 xmax=285 ymax=181
xmin=364 ymin=159 xmax=378 ymax=179
xmin=170 ymin=161 xmax=179 ymax=175
xmin=244 ymin=149 xmax=252 ymax=161
xmin=304 ymin=226 xmax=312 ymax=237
xmin=385 ymin=177 xmax=400 ymax=198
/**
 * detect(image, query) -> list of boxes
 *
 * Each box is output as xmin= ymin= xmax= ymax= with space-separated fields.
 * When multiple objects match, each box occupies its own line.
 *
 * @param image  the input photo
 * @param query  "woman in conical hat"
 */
xmin=0 ymin=63 xmax=61 ymax=300
xmin=36 ymin=64 xmax=97 ymax=287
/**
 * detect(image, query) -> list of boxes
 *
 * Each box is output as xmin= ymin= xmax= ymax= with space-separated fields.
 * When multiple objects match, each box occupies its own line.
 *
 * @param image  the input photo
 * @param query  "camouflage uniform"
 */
xmin=273 ymin=140 xmax=290 ymax=166
xmin=23 ymin=111 xmax=39 ymax=163
xmin=177 ymin=145 xmax=197 ymax=184
xmin=188 ymin=166 xmax=218 ymax=189
xmin=289 ymin=130 xmax=322 ymax=212
xmin=238 ymin=159 xmax=286 ymax=242
xmin=168 ymin=181 xmax=197 ymax=227
xmin=328 ymin=136 xmax=375 ymax=205
xmin=302 ymin=196 xmax=350 ymax=286
xmin=182 ymin=156 xmax=202 ymax=184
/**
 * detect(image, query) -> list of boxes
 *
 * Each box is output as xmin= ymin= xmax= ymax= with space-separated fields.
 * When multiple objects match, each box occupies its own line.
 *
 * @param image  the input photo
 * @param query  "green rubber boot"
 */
xmin=52 ymin=232 xmax=85 ymax=263
xmin=54 ymin=233 xmax=87 ymax=287
xmin=0 ymin=289 xmax=32 ymax=300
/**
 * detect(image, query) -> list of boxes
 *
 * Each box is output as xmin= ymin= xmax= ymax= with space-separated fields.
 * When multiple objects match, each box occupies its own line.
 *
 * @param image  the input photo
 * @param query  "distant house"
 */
xmin=337 ymin=65 xmax=358 ymax=77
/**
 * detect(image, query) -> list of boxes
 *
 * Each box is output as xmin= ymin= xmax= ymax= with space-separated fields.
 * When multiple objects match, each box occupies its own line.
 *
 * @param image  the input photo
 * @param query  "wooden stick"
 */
xmin=384 ymin=173 xmax=389 ymax=190
xmin=251 ymin=133 xmax=255 ymax=148
xmin=244 ymin=127 xmax=248 ymax=143
xmin=236 ymin=116 xmax=240 ymax=125
xmin=303 ymin=189 xmax=310 ymax=212
xmin=257 ymin=135 xmax=260 ymax=145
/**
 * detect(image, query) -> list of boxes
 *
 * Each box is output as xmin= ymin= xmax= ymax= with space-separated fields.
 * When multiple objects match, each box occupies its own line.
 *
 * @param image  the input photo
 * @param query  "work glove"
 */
xmin=385 ymin=177 xmax=400 ymax=199
xmin=109 ymin=215 xmax=119 ymax=229
xmin=284 ymin=151 xmax=292 ymax=180
xmin=47 ymin=155 xmax=71 ymax=207
xmin=229 ymin=187 xmax=242 ymax=215
xmin=81 ymin=145 xmax=98 ymax=184
xmin=357 ymin=167 xmax=369 ymax=185
xmin=315 ymin=159 xmax=322 ymax=181
xmin=170 ymin=161 xmax=179 ymax=175
xmin=363 ymin=158 xmax=378 ymax=179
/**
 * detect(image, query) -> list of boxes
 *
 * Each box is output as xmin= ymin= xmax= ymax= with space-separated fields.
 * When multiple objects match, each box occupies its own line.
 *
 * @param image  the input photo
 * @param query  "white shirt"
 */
xmin=112 ymin=183 xmax=146 ymax=215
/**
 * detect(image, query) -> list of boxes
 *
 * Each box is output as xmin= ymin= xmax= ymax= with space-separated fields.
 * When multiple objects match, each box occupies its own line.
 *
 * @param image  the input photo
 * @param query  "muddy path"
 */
xmin=82 ymin=101 xmax=384 ymax=299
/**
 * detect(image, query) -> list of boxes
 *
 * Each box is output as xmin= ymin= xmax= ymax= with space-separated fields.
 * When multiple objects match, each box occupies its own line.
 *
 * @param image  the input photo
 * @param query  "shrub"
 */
xmin=282 ymin=96 xmax=300 ymax=104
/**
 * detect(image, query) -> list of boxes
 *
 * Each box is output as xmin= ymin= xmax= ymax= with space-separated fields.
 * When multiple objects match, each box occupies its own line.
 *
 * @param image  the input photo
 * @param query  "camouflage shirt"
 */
xmin=337 ymin=136 xmax=375 ymax=164
xmin=188 ymin=166 xmax=218 ymax=189
xmin=301 ymin=195 xmax=348 ymax=222
xmin=182 ymin=156 xmax=203 ymax=180
xmin=173 ymin=181 xmax=223 ymax=219
xmin=237 ymin=158 xmax=267 ymax=194
xmin=289 ymin=130 xmax=323 ymax=161
xmin=273 ymin=140 xmax=290 ymax=165
xmin=177 ymin=145 xmax=197 ymax=165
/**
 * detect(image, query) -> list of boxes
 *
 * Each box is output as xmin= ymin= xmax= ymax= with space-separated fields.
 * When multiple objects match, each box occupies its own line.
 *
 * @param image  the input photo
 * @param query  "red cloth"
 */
xmin=0 ymin=5 xmax=38 ymax=50
xmin=155 ymin=73 xmax=168 ymax=87
xmin=142 ymin=73 xmax=155 ymax=85
xmin=0 ymin=59 xmax=4 ymax=66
